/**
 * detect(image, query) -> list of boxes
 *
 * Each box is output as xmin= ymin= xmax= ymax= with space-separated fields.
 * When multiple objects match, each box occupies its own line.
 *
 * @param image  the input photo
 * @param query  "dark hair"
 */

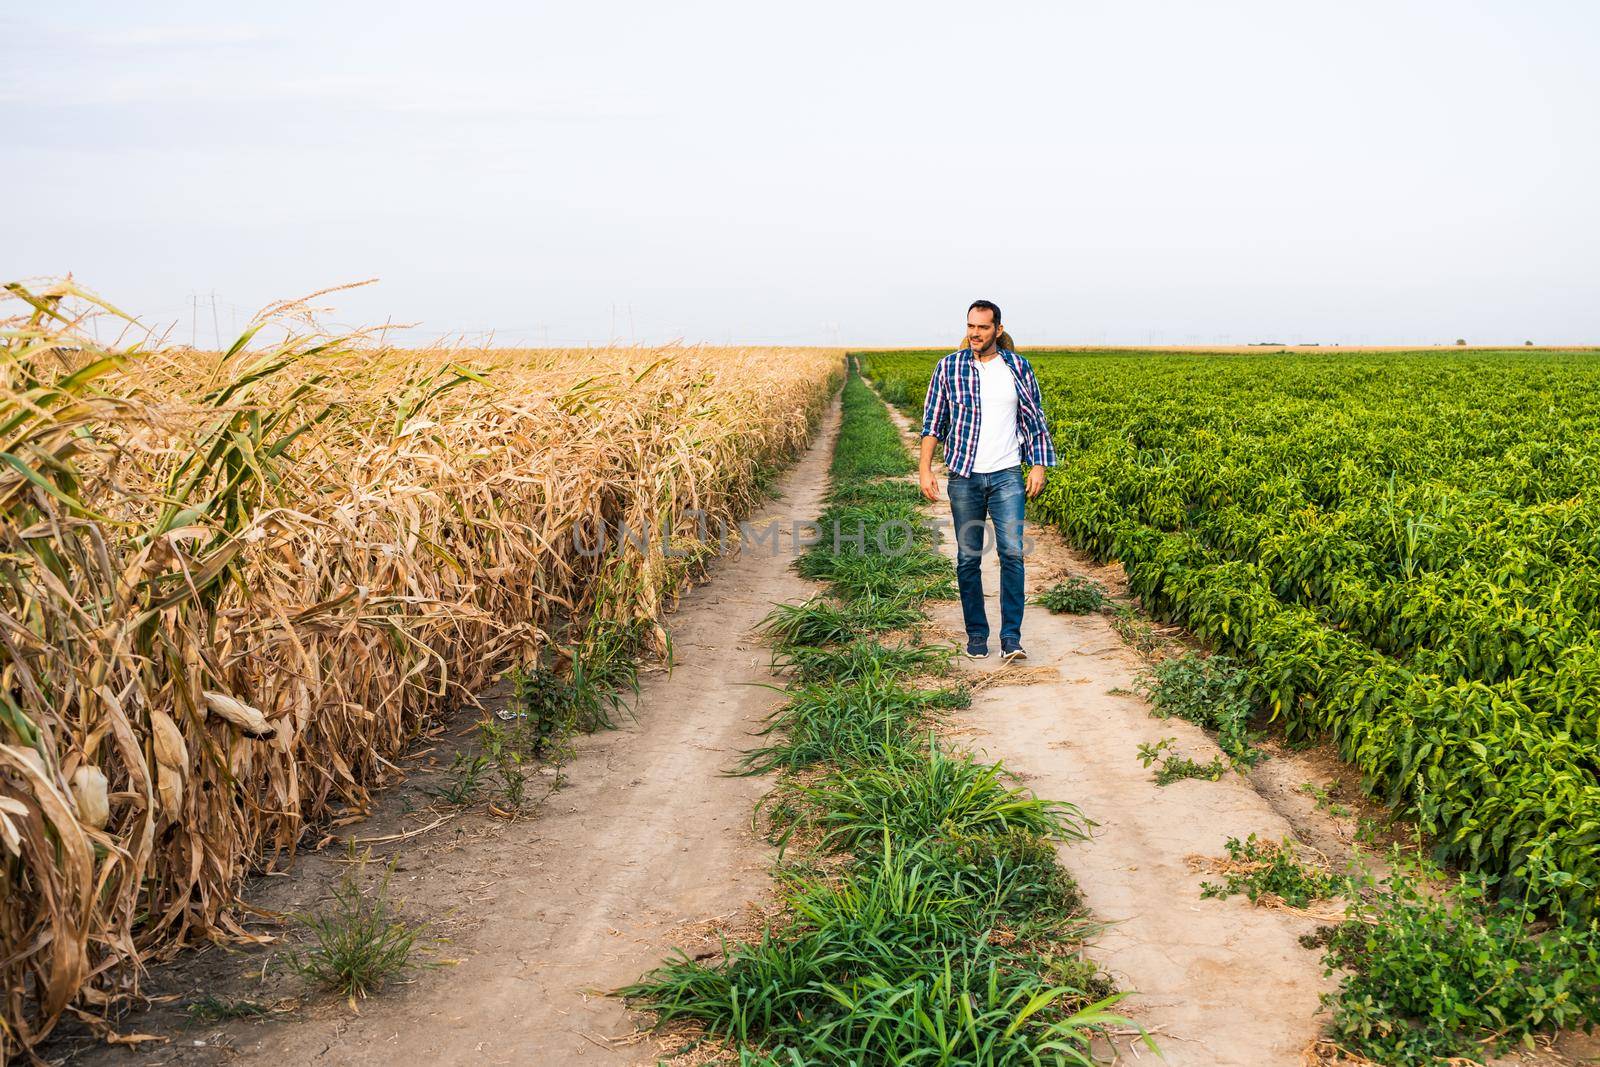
xmin=968 ymin=299 xmax=1002 ymax=325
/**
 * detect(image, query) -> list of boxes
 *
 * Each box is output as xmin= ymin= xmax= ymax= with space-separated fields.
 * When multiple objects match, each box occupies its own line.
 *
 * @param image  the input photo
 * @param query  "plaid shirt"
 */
xmin=919 ymin=348 xmax=1058 ymax=477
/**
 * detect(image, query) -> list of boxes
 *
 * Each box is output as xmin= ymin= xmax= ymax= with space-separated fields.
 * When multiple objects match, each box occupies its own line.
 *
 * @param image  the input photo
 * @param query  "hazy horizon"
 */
xmin=6 ymin=1 xmax=1598 ymax=348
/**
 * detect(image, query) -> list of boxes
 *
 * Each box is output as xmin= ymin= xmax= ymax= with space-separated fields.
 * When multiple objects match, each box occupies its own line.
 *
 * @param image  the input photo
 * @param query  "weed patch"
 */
xmin=1033 ymin=577 xmax=1109 ymax=615
xmin=1314 ymin=858 xmax=1600 ymax=1064
xmin=182 ymin=995 xmax=273 ymax=1023
xmin=1197 ymin=834 xmax=1344 ymax=910
xmin=1135 ymin=652 xmax=1261 ymax=765
xmin=283 ymin=848 xmax=428 ymax=999
xmin=1135 ymin=737 xmax=1229 ymax=785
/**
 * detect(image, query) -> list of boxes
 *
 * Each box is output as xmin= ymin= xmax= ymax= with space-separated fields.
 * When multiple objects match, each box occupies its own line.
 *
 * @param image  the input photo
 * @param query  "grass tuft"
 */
xmin=757 ymin=592 xmax=924 ymax=650
xmin=772 ymin=636 xmax=953 ymax=685
xmin=798 ymin=740 xmax=1093 ymax=854
xmin=283 ymin=847 xmax=427 ymax=999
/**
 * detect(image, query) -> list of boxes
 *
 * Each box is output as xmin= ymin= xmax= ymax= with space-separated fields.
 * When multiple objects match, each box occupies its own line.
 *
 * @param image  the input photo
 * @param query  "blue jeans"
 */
xmin=946 ymin=465 xmax=1026 ymax=646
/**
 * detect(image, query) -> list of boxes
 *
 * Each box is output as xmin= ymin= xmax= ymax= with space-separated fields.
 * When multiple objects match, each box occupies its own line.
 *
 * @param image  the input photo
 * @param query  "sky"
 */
xmin=5 ymin=1 xmax=1598 ymax=347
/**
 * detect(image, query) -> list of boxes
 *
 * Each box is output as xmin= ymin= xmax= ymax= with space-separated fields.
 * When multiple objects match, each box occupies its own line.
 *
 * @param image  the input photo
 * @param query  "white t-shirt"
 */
xmin=971 ymin=355 xmax=1021 ymax=473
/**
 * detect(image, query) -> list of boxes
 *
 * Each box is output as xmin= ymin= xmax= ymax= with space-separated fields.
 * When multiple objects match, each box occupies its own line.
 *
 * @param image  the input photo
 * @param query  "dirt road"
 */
xmin=930 ymin=530 xmax=1336 ymax=1065
xmin=871 ymin=400 xmax=1337 ymax=1067
xmin=234 ymin=400 xmax=842 ymax=1066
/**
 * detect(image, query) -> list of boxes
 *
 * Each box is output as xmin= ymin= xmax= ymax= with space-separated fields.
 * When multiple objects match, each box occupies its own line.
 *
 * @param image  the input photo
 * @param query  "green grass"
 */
xmin=283 ymin=849 xmax=427 ymax=999
xmin=771 ymin=635 xmax=953 ymax=685
xmin=797 ymin=741 xmax=1093 ymax=855
xmin=831 ymin=370 xmax=916 ymax=483
xmin=732 ymin=675 xmax=932 ymax=775
xmin=805 ymin=550 xmax=956 ymax=603
xmin=757 ymin=592 xmax=925 ymax=650
xmin=621 ymin=840 xmax=1127 ymax=1065
xmin=826 ymin=477 xmax=925 ymax=507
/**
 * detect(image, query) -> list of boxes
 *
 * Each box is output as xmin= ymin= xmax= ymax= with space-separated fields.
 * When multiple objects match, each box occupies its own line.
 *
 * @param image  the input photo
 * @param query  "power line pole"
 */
xmin=210 ymin=291 xmax=221 ymax=350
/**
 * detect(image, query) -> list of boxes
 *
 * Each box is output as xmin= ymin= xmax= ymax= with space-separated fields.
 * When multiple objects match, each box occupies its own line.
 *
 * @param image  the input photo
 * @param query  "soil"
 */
xmin=52 ymin=385 xmax=1600 ymax=1067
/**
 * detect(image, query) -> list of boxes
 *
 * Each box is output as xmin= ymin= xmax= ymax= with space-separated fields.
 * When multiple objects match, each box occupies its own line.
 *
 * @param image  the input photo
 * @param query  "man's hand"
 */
xmin=920 ymin=468 xmax=940 ymax=502
xmin=1026 ymin=465 xmax=1047 ymax=499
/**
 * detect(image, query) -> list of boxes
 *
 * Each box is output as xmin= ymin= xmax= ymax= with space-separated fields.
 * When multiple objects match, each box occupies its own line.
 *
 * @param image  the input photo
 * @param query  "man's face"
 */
xmin=967 ymin=309 xmax=999 ymax=351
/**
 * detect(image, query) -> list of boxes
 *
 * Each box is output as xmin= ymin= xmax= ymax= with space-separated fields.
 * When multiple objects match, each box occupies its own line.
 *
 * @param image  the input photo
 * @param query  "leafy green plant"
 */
xmin=425 ymin=752 xmax=489 ymax=805
xmin=1314 ymin=856 xmax=1600 ymax=1064
xmin=183 ymin=994 xmax=273 ymax=1023
xmin=1135 ymin=738 xmax=1228 ymax=785
xmin=283 ymin=847 xmax=426 ymax=999
xmin=1033 ymin=577 xmax=1109 ymax=615
xmin=508 ymin=664 xmax=574 ymax=758
xmin=1197 ymin=834 xmax=1344 ymax=909
xmin=1134 ymin=653 xmax=1261 ymax=766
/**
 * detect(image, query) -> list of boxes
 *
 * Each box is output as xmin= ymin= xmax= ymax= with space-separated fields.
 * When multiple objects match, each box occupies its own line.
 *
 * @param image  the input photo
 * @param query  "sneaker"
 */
xmin=965 ymin=640 xmax=990 ymax=659
xmin=1000 ymin=640 xmax=1028 ymax=662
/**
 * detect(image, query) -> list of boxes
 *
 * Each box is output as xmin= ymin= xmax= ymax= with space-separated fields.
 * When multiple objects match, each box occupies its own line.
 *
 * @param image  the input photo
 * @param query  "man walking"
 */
xmin=917 ymin=300 xmax=1057 ymax=661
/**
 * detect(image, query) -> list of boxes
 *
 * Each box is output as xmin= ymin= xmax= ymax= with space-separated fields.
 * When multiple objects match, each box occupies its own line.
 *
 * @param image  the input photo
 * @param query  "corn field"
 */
xmin=0 ymin=279 xmax=844 ymax=1057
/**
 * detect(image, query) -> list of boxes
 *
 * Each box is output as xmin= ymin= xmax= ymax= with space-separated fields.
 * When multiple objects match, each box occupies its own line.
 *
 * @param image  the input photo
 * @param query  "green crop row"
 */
xmin=857 ymin=347 xmax=1600 ymax=914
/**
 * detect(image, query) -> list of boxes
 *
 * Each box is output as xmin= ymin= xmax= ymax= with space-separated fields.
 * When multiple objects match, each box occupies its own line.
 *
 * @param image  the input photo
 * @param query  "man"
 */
xmin=917 ymin=300 xmax=1056 ymax=661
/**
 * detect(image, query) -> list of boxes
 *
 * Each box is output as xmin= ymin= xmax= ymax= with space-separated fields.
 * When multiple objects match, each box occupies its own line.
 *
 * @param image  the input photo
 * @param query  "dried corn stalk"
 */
xmin=0 ymin=278 xmax=844 ymax=1057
